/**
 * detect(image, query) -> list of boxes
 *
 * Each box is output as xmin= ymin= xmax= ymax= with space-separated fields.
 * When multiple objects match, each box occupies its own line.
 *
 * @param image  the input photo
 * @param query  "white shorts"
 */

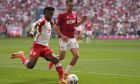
xmin=86 ymin=31 xmax=92 ymax=36
xmin=59 ymin=38 xmax=79 ymax=51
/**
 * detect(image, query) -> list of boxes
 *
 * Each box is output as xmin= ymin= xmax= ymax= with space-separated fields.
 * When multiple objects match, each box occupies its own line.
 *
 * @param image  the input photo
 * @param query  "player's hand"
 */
xmin=81 ymin=15 xmax=88 ymax=22
xmin=50 ymin=19 xmax=55 ymax=27
xmin=61 ymin=35 xmax=69 ymax=42
xmin=29 ymin=32 xmax=34 ymax=38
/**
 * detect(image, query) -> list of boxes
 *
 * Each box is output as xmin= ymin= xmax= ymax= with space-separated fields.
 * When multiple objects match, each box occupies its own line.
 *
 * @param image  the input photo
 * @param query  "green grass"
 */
xmin=0 ymin=37 xmax=140 ymax=84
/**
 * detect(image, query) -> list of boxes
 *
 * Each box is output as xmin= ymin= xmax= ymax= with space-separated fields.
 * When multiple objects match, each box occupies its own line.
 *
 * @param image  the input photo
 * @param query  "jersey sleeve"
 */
xmin=30 ymin=22 xmax=37 ymax=34
xmin=30 ymin=18 xmax=45 ymax=34
xmin=56 ymin=14 xmax=63 ymax=26
xmin=37 ymin=18 xmax=46 ymax=26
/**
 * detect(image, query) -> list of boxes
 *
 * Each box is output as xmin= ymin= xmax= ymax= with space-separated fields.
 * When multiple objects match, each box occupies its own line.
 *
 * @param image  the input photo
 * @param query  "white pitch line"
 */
xmin=1 ymin=59 xmax=140 ymax=78
xmin=73 ymin=70 xmax=140 ymax=78
xmin=2 ymin=65 xmax=140 ymax=78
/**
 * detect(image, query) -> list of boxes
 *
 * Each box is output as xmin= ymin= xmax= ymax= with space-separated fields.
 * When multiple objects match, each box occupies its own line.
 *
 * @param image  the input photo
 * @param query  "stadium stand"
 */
xmin=0 ymin=0 xmax=41 ymax=37
xmin=0 ymin=0 xmax=140 ymax=38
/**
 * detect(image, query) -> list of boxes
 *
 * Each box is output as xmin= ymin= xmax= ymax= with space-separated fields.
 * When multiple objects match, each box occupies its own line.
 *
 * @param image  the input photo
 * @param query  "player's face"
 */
xmin=45 ymin=10 xmax=54 ymax=21
xmin=66 ymin=2 xmax=74 ymax=12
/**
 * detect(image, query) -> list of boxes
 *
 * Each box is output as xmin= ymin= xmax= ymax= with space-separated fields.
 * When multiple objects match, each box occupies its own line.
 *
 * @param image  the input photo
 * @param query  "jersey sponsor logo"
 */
xmin=66 ymin=20 xmax=76 ymax=24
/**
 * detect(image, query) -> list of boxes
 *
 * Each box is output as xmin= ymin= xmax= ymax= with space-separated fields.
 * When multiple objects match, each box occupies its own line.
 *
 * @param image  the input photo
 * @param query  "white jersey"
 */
xmin=31 ymin=17 xmax=52 ymax=46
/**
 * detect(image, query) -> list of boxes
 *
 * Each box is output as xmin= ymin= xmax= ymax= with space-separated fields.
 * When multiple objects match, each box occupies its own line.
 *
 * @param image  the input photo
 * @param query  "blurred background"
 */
xmin=1 ymin=1 xmax=140 ymax=84
xmin=0 ymin=0 xmax=140 ymax=39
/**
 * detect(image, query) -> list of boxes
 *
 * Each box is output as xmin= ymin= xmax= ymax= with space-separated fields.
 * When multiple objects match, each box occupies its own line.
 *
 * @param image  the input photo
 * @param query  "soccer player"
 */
xmin=75 ymin=18 xmax=84 ymax=43
xmin=49 ymin=0 xmax=87 ymax=77
xmin=10 ymin=7 xmax=67 ymax=84
xmin=85 ymin=19 xmax=93 ymax=43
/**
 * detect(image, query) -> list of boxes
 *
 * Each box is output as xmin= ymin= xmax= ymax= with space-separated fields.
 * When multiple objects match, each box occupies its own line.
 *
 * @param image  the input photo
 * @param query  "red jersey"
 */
xmin=85 ymin=20 xmax=92 ymax=31
xmin=56 ymin=11 xmax=78 ymax=38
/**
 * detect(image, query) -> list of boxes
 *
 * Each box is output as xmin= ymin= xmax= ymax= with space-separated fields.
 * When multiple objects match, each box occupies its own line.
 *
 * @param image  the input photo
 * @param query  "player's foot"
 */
xmin=59 ymin=79 xmax=67 ymax=84
xmin=48 ymin=62 xmax=54 ymax=70
xmin=11 ymin=51 xmax=24 ymax=59
xmin=64 ymin=73 xmax=70 ymax=79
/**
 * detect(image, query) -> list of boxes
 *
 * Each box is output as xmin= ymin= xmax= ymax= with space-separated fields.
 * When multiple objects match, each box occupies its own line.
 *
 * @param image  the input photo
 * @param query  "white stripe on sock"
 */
xmin=24 ymin=60 xmax=29 ymax=66
xmin=55 ymin=63 xmax=62 ymax=67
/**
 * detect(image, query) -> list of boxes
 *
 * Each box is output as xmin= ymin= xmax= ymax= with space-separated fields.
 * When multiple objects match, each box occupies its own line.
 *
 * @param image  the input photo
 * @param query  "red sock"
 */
xmin=19 ymin=54 xmax=27 ymax=63
xmin=56 ymin=66 xmax=64 ymax=80
xmin=49 ymin=62 xmax=54 ymax=70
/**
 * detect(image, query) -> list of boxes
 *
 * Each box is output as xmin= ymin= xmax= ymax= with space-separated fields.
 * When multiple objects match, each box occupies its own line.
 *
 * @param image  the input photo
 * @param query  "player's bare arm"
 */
xmin=54 ymin=24 xmax=69 ymax=42
xmin=30 ymin=22 xmax=39 ymax=38
xmin=50 ymin=19 xmax=55 ymax=28
xmin=75 ymin=15 xmax=87 ymax=27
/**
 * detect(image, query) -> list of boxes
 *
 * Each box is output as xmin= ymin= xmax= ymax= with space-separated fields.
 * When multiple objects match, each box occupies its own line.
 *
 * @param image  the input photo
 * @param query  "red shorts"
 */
xmin=30 ymin=42 xmax=53 ymax=57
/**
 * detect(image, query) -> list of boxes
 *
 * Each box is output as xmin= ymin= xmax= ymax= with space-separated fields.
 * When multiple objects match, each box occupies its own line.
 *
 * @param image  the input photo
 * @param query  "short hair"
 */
xmin=44 ymin=7 xmax=55 ymax=14
xmin=66 ymin=0 xmax=73 ymax=4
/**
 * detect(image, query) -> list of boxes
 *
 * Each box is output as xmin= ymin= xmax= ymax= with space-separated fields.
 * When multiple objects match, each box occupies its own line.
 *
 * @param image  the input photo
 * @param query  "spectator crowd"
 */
xmin=46 ymin=0 xmax=140 ymax=37
xmin=0 ymin=0 xmax=40 ymax=37
xmin=0 ymin=0 xmax=140 ymax=37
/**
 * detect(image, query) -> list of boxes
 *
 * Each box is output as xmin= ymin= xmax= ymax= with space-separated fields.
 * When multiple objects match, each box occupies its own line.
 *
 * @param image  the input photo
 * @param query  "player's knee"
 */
xmin=51 ymin=58 xmax=59 ymax=64
xmin=27 ymin=66 xmax=34 ymax=69
xmin=59 ymin=55 xmax=65 ymax=61
xmin=59 ymin=56 xmax=64 ymax=61
xmin=26 ymin=63 xmax=35 ymax=69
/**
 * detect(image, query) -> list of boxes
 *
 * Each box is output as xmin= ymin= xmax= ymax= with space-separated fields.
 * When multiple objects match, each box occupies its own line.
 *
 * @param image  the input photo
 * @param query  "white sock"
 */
xmin=65 ymin=64 xmax=73 ymax=73
xmin=55 ymin=63 xmax=62 ymax=67
xmin=24 ymin=60 xmax=29 ymax=66
xmin=87 ymin=37 xmax=90 ymax=43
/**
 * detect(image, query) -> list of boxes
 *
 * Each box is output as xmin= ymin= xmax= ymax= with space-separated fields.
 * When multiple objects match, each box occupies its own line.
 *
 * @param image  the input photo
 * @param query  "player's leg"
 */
xmin=48 ymin=38 xmax=67 ymax=70
xmin=25 ymin=56 xmax=38 ymax=69
xmin=48 ymin=50 xmax=66 ymax=70
xmin=90 ymin=31 xmax=93 ymax=40
xmin=86 ymin=32 xmax=90 ymax=43
xmin=58 ymin=38 xmax=67 ymax=61
xmin=11 ymin=43 xmax=40 ymax=69
xmin=11 ymin=51 xmax=27 ymax=63
xmin=59 ymin=50 xmax=66 ymax=61
xmin=65 ymin=38 xmax=79 ymax=77
xmin=70 ymin=48 xmax=79 ymax=65
xmin=43 ymin=53 xmax=67 ymax=84
xmin=11 ymin=51 xmax=38 ymax=69
xmin=65 ymin=48 xmax=79 ymax=76
xmin=86 ymin=31 xmax=93 ymax=43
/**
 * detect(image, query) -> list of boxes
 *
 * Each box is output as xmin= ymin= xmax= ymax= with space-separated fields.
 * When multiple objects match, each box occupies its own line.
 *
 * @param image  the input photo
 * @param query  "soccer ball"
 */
xmin=67 ymin=74 xmax=78 ymax=84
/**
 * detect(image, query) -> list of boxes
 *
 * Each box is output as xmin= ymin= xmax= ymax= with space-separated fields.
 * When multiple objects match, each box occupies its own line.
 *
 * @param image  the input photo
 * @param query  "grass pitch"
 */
xmin=0 ymin=37 xmax=140 ymax=84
